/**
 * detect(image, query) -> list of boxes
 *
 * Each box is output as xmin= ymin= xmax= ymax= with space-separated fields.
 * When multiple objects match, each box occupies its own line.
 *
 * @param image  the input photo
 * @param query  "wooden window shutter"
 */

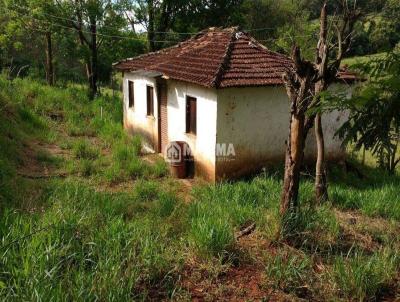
xmin=186 ymin=96 xmax=197 ymax=135
xmin=147 ymin=86 xmax=154 ymax=116
xmin=128 ymin=81 xmax=134 ymax=108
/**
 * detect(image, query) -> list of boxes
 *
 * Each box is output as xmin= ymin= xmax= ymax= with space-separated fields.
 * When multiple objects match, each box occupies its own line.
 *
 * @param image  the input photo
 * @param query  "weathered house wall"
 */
xmin=166 ymin=80 xmax=218 ymax=181
xmin=215 ymin=86 xmax=347 ymax=180
xmin=123 ymin=74 xmax=218 ymax=181
xmin=123 ymin=73 xmax=158 ymax=151
xmin=123 ymin=73 xmax=349 ymax=182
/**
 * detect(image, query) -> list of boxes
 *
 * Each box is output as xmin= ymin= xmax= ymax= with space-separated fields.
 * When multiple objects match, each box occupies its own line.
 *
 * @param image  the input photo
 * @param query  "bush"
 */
xmin=80 ymin=159 xmax=96 ymax=176
xmin=72 ymin=140 xmax=99 ymax=160
xmin=127 ymin=157 xmax=147 ymax=179
xmin=189 ymin=212 xmax=234 ymax=257
xmin=331 ymin=249 xmax=399 ymax=301
xmin=280 ymin=204 xmax=340 ymax=249
xmin=265 ymin=252 xmax=312 ymax=294
xmin=134 ymin=180 xmax=160 ymax=202
xmin=154 ymin=192 xmax=178 ymax=218
xmin=131 ymin=135 xmax=142 ymax=156
xmin=104 ymin=163 xmax=127 ymax=184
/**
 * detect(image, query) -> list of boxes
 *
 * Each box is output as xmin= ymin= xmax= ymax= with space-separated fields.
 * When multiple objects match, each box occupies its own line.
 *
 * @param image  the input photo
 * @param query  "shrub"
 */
xmin=149 ymin=159 xmax=169 ymax=178
xmin=73 ymin=140 xmax=99 ymax=160
xmin=104 ymin=163 xmax=127 ymax=184
xmin=134 ymin=180 xmax=160 ymax=202
xmin=189 ymin=213 xmax=234 ymax=257
xmin=331 ymin=249 xmax=399 ymax=301
xmin=155 ymin=192 xmax=177 ymax=218
xmin=265 ymin=252 xmax=312 ymax=294
xmin=131 ymin=135 xmax=142 ymax=156
xmin=80 ymin=159 xmax=96 ymax=176
xmin=127 ymin=157 xmax=146 ymax=179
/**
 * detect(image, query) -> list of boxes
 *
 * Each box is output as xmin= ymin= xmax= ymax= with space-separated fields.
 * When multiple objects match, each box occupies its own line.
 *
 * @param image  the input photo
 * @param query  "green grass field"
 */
xmin=0 ymin=76 xmax=399 ymax=301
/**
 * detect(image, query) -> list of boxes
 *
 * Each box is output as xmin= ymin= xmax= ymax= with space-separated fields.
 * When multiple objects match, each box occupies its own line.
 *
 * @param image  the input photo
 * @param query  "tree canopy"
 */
xmin=0 ymin=0 xmax=399 ymax=88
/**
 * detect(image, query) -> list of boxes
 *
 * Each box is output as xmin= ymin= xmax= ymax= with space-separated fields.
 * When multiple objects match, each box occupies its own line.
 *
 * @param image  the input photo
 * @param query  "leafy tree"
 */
xmin=326 ymin=48 xmax=400 ymax=174
xmin=1 ymin=0 xmax=60 ymax=84
xmin=48 ymin=0 xmax=145 ymax=97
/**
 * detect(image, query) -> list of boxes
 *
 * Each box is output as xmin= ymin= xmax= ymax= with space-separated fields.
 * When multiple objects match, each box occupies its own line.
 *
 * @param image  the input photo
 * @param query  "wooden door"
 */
xmin=157 ymin=80 xmax=168 ymax=154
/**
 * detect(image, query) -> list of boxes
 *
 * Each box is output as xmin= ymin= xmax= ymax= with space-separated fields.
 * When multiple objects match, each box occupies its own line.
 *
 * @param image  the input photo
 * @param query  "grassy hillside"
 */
xmin=342 ymin=52 xmax=387 ymax=68
xmin=0 ymin=76 xmax=399 ymax=301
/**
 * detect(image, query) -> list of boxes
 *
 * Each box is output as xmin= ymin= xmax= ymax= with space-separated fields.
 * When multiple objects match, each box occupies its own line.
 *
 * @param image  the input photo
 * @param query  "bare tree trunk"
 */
xmin=89 ymin=17 xmax=98 ymax=99
xmin=73 ymin=0 xmax=97 ymax=99
xmin=147 ymin=0 xmax=155 ymax=52
xmin=45 ymin=31 xmax=54 ymax=86
xmin=313 ymin=3 xmax=329 ymax=204
xmin=281 ymin=112 xmax=306 ymax=214
xmin=314 ymin=113 xmax=328 ymax=203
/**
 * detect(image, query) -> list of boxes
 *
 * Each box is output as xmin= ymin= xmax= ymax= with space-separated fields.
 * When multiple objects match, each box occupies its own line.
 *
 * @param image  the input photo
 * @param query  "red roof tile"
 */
xmin=114 ymin=27 xmax=357 ymax=88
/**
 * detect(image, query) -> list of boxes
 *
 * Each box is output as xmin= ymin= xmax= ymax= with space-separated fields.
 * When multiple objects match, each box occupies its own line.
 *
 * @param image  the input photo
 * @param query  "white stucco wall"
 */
xmin=123 ymin=73 xmax=158 ymax=151
xmin=123 ymin=74 xmax=218 ymax=180
xmin=215 ymin=85 xmax=348 ymax=179
xmin=166 ymin=80 xmax=218 ymax=180
xmin=123 ymin=72 xmax=349 ymax=181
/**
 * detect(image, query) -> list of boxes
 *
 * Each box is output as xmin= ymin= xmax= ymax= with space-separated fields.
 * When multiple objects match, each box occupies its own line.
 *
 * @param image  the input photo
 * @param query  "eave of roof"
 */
xmin=113 ymin=27 xmax=359 ymax=88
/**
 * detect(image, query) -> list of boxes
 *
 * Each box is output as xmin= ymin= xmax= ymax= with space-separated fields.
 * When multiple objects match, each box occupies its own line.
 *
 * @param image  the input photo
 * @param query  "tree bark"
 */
xmin=45 ymin=31 xmax=54 ymax=86
xmin=147 ymin=0 xmax=155 ymax=52
xmin=280 ymin=112 xmax=306 ymax=215
xmin=313 ymin=3 xmax=329 ymax=204
xmin=280 ymin=45 xmax=316 ymax=217
xmin=89 ymin=17 xmax=98 ymax=99
xmin=72 ymin=0 xmax=97 ymax=99
xmin=314 ymin=113 xmax=328 ymax=203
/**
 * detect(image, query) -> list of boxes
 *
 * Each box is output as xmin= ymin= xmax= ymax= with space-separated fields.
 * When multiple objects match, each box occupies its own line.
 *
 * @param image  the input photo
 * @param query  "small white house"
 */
xmin=114 ymin=27 xmax=355 ymax=181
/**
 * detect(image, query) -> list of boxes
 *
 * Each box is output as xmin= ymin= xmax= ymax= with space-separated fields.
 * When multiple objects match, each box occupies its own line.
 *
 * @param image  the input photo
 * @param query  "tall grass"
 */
xmin=331 ymin=249 xmax=399 ymax=301
xmin=330 ymin=163 xmax=400 ymax=220
xmin=0 ymin=75 xmax=399 ymax=300
xmin=0 ymin=181 xmax=183 ymax=300
xmin=187 ymin=176 xmax=283 ymax=256
xmin=265 ymin=252 xmax=312 ymax=294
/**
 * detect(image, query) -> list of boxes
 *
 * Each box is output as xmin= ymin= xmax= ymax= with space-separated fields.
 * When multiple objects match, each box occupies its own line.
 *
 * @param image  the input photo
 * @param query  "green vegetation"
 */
xmin=0 ymin=77 xmax=399 ymax=300
xmin=332 ymin=249 xmax=399 ymax=301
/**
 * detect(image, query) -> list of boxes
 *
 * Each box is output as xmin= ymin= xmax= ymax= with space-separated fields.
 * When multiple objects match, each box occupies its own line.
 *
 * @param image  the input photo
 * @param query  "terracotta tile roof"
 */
xmin=114 ymin=27 xmax=357 ymax=88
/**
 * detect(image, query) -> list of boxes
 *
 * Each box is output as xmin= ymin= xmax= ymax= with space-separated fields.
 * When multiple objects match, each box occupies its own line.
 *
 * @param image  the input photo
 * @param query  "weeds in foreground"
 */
xmin=0 ymin=76 xmax=399 ymax=301
xmin=331 ymin=249 xmax=399 ymax=301
xmin=265 ymin=252 xmax=312 ymax=295
xmin=72 ymin=139 xmax=99 ymax=160
xmin=0 ymin=181 xmax=184 ymax=300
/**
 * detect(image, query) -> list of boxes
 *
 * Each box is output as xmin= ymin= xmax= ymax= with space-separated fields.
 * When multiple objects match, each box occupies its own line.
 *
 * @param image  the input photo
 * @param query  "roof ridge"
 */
xmin=210 ymin=28 xmax=237 ymax=88
xmin=112 ymin=28 xmax=211 ymax=67
xmin=242 ymin=31 xmax=292 ymax=62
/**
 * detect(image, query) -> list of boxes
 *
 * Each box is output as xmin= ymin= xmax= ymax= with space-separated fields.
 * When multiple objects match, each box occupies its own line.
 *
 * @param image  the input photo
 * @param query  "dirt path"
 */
xmin=17 ymin=140 xmax=71 ymax=179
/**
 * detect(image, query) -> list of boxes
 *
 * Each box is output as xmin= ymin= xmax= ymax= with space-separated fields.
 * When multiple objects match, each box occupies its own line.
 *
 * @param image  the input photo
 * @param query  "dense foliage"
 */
xmin=320 ymin=47 xmax=400 ymax=174
xmin=1 ymin=0 xmax=400 ymax=88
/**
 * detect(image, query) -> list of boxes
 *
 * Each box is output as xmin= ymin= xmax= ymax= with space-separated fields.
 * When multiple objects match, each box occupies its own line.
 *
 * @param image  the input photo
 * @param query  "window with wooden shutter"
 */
xmin=186 ymin=96 xmax=197 ymax=135
xmin=147 ymin=85 xmax=154 ymax=116
xmin=128 ymin=81 xmax=134 ymax=108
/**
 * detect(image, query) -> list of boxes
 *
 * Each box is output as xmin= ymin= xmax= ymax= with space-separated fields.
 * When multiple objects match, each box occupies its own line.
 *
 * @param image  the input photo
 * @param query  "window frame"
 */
xmin=146 ymin=85 xmax=154 ymax=117
xmin=185 ymin=95 xmax=197 ymax=135
xmin=128 ymin=80 xmax=134 ymax=108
